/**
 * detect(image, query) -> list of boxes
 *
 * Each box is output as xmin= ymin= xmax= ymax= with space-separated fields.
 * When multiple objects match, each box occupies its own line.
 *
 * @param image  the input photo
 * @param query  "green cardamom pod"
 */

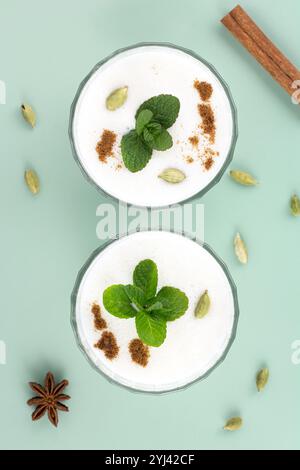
xmin=224 ymin=417 xmax=243 ymax=431
xmin=158 ymin=168 xmax=186 ymax=184
xmin=290 ymin=194 xmax=300 ymax=216
xmin=21 ymin=104 xmax=36 ymax=128
xmin=230 ymin=170 xmax=258 ymax=186
xmin=194 ymin=290 xmax=210 ymax=318
xmin=234 ymin=232 xmax=248 ymax=264
xmin=256 ymin=367 xmax=269 ymax=392
xmin=24 ymin=169 xmax=40 ymax=194
xmin=106 ymin=86 xmax=128 ymax=111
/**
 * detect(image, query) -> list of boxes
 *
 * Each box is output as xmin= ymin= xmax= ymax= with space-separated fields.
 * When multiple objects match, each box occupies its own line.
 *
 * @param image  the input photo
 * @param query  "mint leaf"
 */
xmin=133 ymin=259 xmax=158 ymax=300
xmin=121 ymin=130 xmax=152 ymax=173
xmin=155 ymin=286 xmax=189 ymax=321
xmin=145 ymin=301 xmax=163 ymax=313
xmin=136 ymin=109 xmax=153 ymax=135
xmin=121 ymin=95 xmax=180 ymax=172
xmin=143 ymin=127 xmax=155 ymax=146
xmin=150 ymin=129 xmax=173 ymax=151
xmin=102 ymin=258 xmax=189 ymax=348
xmin=135 ymin=310 xmax=167 ymax=347
xmin=103 ymin=284 xmax=137 ymax=318
xmin=124 ymin=285 xmax=146 ymax=310
xmin=136 ymin=95 xmax=180 ymax=129
xmin=146 ymin=122 xmax=162 ymax=136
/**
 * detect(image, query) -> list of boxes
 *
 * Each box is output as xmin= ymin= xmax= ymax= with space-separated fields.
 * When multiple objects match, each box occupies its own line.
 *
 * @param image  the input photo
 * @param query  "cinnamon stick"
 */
xmin=221 ymin=5 xmax=300 ymax=97
xmin=231 ymin=5 xmax=300 ymax=82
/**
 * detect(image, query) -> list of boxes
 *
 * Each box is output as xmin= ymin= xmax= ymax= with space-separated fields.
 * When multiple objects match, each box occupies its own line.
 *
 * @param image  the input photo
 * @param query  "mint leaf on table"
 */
xmin=136 ymin=109 xmax=153 ymax=135
xmin=150 ymin=129 xmax=173 ymax=151
xmin=154 ymin=286 xmax=189 ymax=321
xmin=121 ymin=130 xmax=152 ymax=172
xmin=103 ymin=284 xmax=137 ymax=318
xmin=135 ymin=310 xmax=167 ymax=347
xmin=124 ymin=285 xmax=146 ymax=310
xmin=133 ymin=259 xmax=158 ymax=300
xmin=135 ymin=95 xmax=180 ymax=129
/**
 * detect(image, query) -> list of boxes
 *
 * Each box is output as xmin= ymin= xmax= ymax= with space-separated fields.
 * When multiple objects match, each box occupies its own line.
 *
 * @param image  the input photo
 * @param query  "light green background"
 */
xmin=1 ymin=0 xmax=299 ymax=450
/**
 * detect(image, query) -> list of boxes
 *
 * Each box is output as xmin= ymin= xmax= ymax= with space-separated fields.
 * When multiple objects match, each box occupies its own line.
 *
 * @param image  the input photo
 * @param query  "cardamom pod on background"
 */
xmin=21 ymin=104 xmax=36 ymax=128
xmin=230 ymin=170 xmax=258 ymax=186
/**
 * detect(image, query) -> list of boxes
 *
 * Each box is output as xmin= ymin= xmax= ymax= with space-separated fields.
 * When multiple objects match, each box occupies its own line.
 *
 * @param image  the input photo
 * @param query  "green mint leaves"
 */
xmin=121 ymin=95 xmax=180 ymax=173
xmin=135 ymin=310 xmax=167 ymax=348
xmin=136 ymin=95 xmax=180 ymax=129
xmin=136 ymin=109 xmax=153 ymax=136
xmin=133 ymin=259 xmax=158 ymax=300
xmin=102 ymin=285 xmax=137 ymax=319
xmin=121 ymin=130 xmax=152 ymax=173
xmin=155 ymin=287 xmax=189 ymax=321
xmin=103 ymin=259 xmax=188 ymax=347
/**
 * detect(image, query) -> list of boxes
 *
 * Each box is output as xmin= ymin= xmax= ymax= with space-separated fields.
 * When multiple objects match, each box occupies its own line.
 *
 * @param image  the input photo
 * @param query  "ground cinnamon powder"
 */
xmin=91 ymin=303 xmax=107 ymax=330
xmin=194 ymin=80 xmax=213 ymax=101
xmin=129 ymin=339 xmax=149 ymax=367
xmin=94 ymin=331 xmax=119 ymax=360
xmin=188 ymin=135 xmax=199 ymax=147
xmin=198 ymin=104 xmax=215 ymax=143
xmin=203 ymin=156 xmax=214 ymax=170
xmin=96 ymin=129 xmax=116 ymax=162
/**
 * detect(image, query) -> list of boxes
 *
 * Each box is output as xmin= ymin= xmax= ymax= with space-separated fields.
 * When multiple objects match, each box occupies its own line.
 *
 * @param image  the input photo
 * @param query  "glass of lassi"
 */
xmin=71 ymin=231 xmax=239 ymax=393
xmin=69 ymin=43 xmax=237 ymax=208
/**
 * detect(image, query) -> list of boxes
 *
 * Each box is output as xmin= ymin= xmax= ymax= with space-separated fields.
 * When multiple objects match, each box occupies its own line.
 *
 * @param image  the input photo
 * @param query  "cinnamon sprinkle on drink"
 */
xmin=194 ymin=80 xmax=213 ymax=101
xmin=96 ymin=129 xmax=117 ymax=163
xmin=188 ymin=135 xmax=199 ymax=147
xmin=94 ymin=331 xmax=119 ymax=360
xmin=198 ymin=104 xmax=216 ymax=144
xmin=91 ymin=303 xmax=107 ymax=330
xmin=129 ymin=339 xmax=149 ymax=367
xmin=203 ymin=156 xmax=214 ymax=171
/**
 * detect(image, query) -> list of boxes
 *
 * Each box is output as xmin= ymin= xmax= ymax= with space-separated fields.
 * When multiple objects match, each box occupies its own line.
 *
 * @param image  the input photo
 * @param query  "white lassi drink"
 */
xmin=72 ymin=231 xmax=238 ymax=393
xmin=70 ymin=44 xmax=236 ymax=207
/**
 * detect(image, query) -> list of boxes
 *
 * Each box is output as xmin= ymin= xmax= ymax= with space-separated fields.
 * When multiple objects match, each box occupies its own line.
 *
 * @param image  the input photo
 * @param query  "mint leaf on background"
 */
xmin=154 ymin=286 xmax=189 ymax=321
xmin=135 ymin=310 xmax=167 ymax=347
xmin=103 ymin=284 xmax=137 ymax=318
xmin=124 ymin=285 xmax=146 ymax=310
xmin=133 ymin=259 xmax=158 ymax=300
xmin=135 ymin=95 xmax=180 ymax=129
xmin=150 ymin=129 xmax=173 ymax=151
xmin=121 ymin=130 xmax=152 ymax=172
xmin=136 ymin=109 xmax=153 ymax=135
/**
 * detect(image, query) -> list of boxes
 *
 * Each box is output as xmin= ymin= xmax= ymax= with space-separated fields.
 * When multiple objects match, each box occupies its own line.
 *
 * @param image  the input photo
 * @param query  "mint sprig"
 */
xmin=135 ymin=94 xmax=180 ymax=129
xmin=102 ymin=259 xmax=188 ymax=347
xmin=121 ymin=95 xmax=180 ymax=173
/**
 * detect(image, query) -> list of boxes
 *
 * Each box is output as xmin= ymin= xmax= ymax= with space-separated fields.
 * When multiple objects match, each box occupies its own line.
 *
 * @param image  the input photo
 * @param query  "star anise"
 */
xmin=27 ymin=372 xmax=70 ymax=427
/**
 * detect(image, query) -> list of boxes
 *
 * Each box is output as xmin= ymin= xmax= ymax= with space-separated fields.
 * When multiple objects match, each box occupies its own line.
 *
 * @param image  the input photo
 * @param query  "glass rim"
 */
xmin=69 ymin=41 xmax=238 ymax=209
xmin=71 ymin=229 xmax=240 ymax=395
